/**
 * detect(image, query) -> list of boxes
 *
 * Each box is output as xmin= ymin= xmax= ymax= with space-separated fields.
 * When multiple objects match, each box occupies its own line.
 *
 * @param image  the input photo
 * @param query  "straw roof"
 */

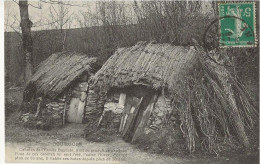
xmin=24 ymin=51 xmax=97 ymax=101
xmin=93 ymin=41 xmax=199 ymax=91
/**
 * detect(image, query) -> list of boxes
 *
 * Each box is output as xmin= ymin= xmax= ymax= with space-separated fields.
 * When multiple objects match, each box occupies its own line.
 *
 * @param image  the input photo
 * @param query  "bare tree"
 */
xmin=49 ymin=0 xmax=73 ymax=50
xmin=131 ymin=1 xmax=203 ymax=44
xmin=7 ymin=0 xmax=87 ymax=84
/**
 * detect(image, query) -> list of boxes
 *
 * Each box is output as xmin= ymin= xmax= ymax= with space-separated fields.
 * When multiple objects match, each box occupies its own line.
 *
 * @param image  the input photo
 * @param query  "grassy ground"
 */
xmin=5 ymin=87 xmax=259 ymax=164
xmin=5 ymin=119 xmax=259 ymax=164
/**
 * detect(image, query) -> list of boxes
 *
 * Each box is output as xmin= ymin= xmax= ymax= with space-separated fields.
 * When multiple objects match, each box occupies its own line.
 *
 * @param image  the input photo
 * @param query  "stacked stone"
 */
xmin=113 ymin=114 xmax=121 ymax=124
xmin=113 ymin=104 xmax=124 ymax=125
xmin=113 ymin=107 xmax=123 ymax=124
xmin=102 ymin=102 xmax=123 ymax=128
xmin=148 ymin=96 xmax=172 ymax=131
xmin=103 ymin=101 xmax=124 ymax=129
xmin=111 ymin=112 xmax=121 ymax=128
xmin=44 ymin=96 xmax=66 ymax=127
xmin=97 ymin=92 xmax=106 ymax=111
xmin=85 ymin=89 xmax=100 ymax=120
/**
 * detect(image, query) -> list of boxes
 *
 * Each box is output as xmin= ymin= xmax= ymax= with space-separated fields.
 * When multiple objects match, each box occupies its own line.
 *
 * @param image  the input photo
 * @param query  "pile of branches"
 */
xmin=169 ymin=51 xmax=258 ymax=155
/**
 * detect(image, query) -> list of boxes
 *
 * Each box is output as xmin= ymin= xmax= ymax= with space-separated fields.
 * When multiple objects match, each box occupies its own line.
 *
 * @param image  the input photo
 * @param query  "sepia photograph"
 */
xmin=3 ymin=0 xmax=259 ymax=163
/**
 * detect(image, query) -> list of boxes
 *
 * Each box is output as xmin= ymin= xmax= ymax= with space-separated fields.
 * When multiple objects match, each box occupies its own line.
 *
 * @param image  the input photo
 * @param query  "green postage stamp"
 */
xmin=219 ymin=2 xmax=256 ymax=47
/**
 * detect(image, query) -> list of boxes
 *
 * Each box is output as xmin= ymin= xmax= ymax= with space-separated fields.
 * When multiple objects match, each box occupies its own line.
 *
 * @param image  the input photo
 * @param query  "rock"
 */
xmin=149 ymin=125 xmax=160 ymax=130
xmin=144 ymin=127 xmax=153 ymax=134
xmin=154 ymin=107 xmax=160 ymax=113
xmin=36 ymin=121 xmax=43 ymax=126
xmin=58 ymin=98 xmax=65 ymax=102
xmin=171 ymin=116 xmax=177 ymax=121
xmin=52 ymin=107 xmax=60 ymax=111
xmin=157 ymin=112 xmax=164 ymax=117
xmin=50 ymin=102 xmax=59 ymax=108
xmin=154 ymin=119 xmax=162 ymax=125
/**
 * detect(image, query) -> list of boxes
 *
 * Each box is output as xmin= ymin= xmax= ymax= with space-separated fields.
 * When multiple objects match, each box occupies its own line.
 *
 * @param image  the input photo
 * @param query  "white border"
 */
xmin=0 ymin=0 xmax=5 ymax=164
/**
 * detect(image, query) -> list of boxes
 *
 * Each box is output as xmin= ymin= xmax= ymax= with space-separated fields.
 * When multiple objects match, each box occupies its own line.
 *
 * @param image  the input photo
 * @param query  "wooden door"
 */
xmin=67 ymin=82 xmax=88 ymax=123
xmin=131 ymin=94 xmax=158 ymax=142
xmin=67 ymin=98 xmax=82 ymax=123
xmin=121 ymin=97 xmax=143 ymax=140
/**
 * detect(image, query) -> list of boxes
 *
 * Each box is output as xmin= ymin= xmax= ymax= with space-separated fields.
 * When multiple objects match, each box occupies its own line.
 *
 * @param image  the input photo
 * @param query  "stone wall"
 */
xmin=84 ymin=83 xmax=106 ymax=121
xmin=43 ymin=95 xmax=66 ymax=127
xmin=145 ymin=95 xmax=177 ymax=133
xmin=42 ymin=81 xmax=89 ymax=126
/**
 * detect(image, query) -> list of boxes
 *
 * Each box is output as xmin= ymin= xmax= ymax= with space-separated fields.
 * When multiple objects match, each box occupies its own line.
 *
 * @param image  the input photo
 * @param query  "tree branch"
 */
xmin=11 ymin=0 xmax=19 ymax=5
xmin=28 ymin=3 xmax=42 ymax=9
xmin=6 ymin=24 xmax=22 ymax=39
xmin=40 ymin=0 xmax=88 ymax=7
xmin=32 ymin=19 xmax=60 ymax=28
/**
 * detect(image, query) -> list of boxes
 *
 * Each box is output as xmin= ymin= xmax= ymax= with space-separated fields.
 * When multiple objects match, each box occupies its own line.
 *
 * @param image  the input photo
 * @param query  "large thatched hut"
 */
xmin=92 ymin=41 xmax=258 ymax=154
xmin=22 ymin=51 xmax=103 ymax=127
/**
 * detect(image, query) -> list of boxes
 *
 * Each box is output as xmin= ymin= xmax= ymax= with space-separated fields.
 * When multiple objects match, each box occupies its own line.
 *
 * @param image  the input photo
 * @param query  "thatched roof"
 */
xmin=24 ymin=51 xmax=97 ymax=101
xmin=93 ymin=41 xmax=199 ymax=91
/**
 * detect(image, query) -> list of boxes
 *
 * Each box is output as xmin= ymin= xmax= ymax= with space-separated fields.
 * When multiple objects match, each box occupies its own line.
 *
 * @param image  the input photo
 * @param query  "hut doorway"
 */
xmin=111 ymin=85 xmax=158 ymax=142
xmin=67 ymin=98 xmax=84 ymax=123
xmin=122 ymin=93 xmax=158 ymax=142
xmin=120 ymin=96 xmax=143 ymax=140
xmin=67 ymin=80 xmax=89 ymax=124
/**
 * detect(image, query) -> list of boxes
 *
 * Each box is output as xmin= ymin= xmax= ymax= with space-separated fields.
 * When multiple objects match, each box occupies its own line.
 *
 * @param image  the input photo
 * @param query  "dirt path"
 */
xmin=6 ymin=123 xmax=186 ymax=163
xmin=5 ymin=122 xmax=258 ymax=164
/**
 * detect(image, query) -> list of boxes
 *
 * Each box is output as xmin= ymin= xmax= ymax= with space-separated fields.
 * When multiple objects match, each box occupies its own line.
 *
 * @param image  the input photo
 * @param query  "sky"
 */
xmin=4 ymin=0 xmax=213 ymax=32
xmin=4 ymin=1 xmax=101 ymax=31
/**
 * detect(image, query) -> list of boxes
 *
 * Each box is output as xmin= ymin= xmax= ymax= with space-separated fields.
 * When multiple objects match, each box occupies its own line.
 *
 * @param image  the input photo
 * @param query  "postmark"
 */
xmin=218 ymin=2 xmax=256 ymax=47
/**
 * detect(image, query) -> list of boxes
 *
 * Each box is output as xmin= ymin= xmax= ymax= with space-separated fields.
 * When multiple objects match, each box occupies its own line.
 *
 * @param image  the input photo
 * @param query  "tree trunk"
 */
xmin=19 ymin=0 xmax=33 ymax=82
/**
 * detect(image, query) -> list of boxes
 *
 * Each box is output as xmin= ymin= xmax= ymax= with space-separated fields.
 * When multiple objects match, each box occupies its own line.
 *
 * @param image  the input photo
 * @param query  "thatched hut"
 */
xmin=23 ymin=51 xmax=102 ymax=127
xmin=92 ymin=41 xmax=258 ymax=154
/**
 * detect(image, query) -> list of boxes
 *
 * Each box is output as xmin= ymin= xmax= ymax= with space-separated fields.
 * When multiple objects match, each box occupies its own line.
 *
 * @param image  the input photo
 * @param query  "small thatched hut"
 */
xmin=23 ymin=51 xmax=102 ymax=127
xmin=92 ymin=41 xmax=258 ymax=154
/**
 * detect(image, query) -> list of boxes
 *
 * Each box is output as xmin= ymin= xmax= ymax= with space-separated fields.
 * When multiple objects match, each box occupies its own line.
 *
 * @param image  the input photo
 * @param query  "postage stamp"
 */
xmin=218 ymin=2 xmax=256 ymax=47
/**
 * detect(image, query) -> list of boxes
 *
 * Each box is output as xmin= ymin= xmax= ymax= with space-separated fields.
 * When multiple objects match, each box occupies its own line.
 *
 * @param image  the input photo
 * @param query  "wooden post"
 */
xmin=97 ymin=110 xmax=106 ymax=128
xmin=118 ymin=93 xmax=127 ymax=132
xmin=34 ymin=97 xmax=42 ymax=118
xmin=119 ymin=115 xmax=125 ymax=132
xmin=63 ymin=98 xmax=67 ymax=125
xmin=119 ymin=93 xmax=126 ymax=107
